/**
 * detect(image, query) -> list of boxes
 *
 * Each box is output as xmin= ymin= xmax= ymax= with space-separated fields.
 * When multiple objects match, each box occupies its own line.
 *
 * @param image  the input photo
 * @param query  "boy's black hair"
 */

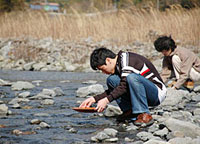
xmin=90 ymin=47 xmax=116 ymax=70
xmin=154 ymin=36 xmax=177 ymax=52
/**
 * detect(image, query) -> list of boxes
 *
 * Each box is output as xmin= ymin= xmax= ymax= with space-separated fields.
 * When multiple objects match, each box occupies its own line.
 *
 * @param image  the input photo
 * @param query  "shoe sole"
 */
xmin=134 ymin=119 xmax=154 ymax=127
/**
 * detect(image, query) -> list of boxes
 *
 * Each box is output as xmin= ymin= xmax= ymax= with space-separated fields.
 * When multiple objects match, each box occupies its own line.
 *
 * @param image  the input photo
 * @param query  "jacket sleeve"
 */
xmin=93 ymin=89 xmax=110 ymax=102
xmin=161 ymin=57 xmax=172 ymax=83
xmin=174 ymin=54 xmax=193 ymax=88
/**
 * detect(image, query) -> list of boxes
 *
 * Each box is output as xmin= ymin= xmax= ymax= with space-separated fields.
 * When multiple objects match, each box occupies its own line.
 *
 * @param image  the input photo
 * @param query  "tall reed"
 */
xmin=0 ymin=6 xmax=199 ymax=46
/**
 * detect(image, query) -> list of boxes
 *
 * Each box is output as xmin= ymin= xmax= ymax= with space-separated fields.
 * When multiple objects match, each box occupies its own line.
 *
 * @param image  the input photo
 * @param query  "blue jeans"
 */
xmin=107 ymin=73 xmax=159 ymax=114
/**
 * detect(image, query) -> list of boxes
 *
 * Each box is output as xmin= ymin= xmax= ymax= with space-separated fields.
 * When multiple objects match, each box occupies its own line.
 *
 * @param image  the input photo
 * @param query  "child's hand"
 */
xmin=96 ymin=97 xmax=109 ymax=112
xmin=79 ymin=97 xmax=96 ymax=108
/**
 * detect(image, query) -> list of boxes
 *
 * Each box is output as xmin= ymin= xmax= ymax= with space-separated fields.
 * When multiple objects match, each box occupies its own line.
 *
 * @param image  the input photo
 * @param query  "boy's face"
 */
xmin=162 ymin=49 xmax=172 ymax=56
xmin=98 ymin=58 xmax=115 ymax=74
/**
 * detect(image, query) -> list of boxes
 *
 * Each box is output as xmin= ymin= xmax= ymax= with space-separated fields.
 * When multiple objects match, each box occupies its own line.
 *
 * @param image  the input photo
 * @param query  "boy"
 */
xmin=79 ymin=47 xmax=166 ymax=126
xmin=154 ymin=36 xmax=200 ymax=90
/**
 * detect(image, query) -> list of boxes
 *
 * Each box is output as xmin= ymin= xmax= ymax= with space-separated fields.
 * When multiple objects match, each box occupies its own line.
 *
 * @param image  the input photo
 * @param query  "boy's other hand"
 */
xmin=79 ymin=97 xmax=96 ymax=108
xmin=96 ymin=97 xmax=109 ymax=112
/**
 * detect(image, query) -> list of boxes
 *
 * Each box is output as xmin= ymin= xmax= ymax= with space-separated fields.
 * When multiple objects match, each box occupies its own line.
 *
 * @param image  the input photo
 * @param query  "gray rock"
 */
xmin=104 ymin=137 xmax=118 ymax=142
xmin=93 ymin=132 xmax=110 ymax=141
xmin=194 ymin=85 xmax=200 ymax=93
xmin=103 ymin=128 xmax=118 ymax=137
xmin=0 ymin=104 xmax=8 ymax=116
xmin=30 ymin=94 xmax=53 ymax=100
xmin=23 ymin=61 xmax=35 ymax=71
xmin=8 ymin=98 xmax=29 ymax=105
xmin=153 ymin=127 xmax=169 ymax=137
xmin=193 ymin=108 xmax=200 ymax=115
xmin=144 ymin=139 xmax=169 ymax=144
xmin=69 ymin=128 xmax=78 ymax=133
xmin=168 ymin=137 xmax=192 ymax=144
xmin=11 ymin=81 xmax=35 ymax=91
xmin=126 ymin=123 xmax=139 ymax=131
xmin=104 ymin=104 xmax=122 ymax=117
xmin=41 ymin=88 xmax=56 ymax=97
xmin=18 ymin=91 xmax=31 ymax=98
xmin=30 ymin=119 xmax=41 ymax=125
xmin=12 ymin=103 xmax=20 ymax=109
xmin=136 ymin=131 xmax=154 ymax=141
xmin=76 ymin=84 xmax=104 ymax=97
xmin=161 ymin=88 xmax=189 ymax=106
xmin=165 ymin=118 xmax=200 ymax=138
xmin=0 ymin=79 xmax=12 ymax=86
xmin=39 ymin=122 xmax=51 ymax=128
xmin=32 ymin=62 xmax=46 ymax=71
xmin=53 ymin=87 xmax=64 ymax=96
xmin=191 ymin=95 xmax=200 ymax=102
xmin=41 ymin=99 xmax=54 ymax=105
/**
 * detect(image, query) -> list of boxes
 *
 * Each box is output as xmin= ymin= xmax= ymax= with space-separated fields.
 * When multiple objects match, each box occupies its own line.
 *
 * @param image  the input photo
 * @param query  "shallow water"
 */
xmin=0 ymin=70 xmax=141 ymax=144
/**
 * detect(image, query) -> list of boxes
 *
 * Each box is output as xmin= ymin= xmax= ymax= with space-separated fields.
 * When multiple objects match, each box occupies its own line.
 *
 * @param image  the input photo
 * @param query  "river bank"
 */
xmin=0 ymin=37 xmax=199 ymax=73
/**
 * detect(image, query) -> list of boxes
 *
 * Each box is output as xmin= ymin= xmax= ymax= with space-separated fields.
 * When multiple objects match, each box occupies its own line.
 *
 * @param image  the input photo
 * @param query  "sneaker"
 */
xmin=116 ymin=110 xmax=137 ymax=122
xmin=133 ymin=113 xmax=154 ymax=127
xmin=184 ymin=79 xmax=194 ymax=90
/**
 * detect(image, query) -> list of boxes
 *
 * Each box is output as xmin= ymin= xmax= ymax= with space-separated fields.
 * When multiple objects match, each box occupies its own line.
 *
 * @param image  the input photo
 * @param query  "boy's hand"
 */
xmin=79 ymin=97 xmax=96 ymax=108
xmin=96 ymin=97 xmax=109 ymax=112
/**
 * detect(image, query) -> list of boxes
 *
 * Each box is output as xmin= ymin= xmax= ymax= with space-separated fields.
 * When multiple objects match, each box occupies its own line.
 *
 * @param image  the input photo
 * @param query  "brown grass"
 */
xmin=0 ymin=5 xmax=199 ymax=46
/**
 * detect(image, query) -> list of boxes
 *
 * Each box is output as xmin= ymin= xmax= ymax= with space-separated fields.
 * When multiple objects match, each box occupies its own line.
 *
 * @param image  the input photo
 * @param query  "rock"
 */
xmin=11 ymin=81 xmax=35 ymax=91
xmin=124 ymin=137 xmax=134 ymax=142
xmin=63 ymin=62 xmax=77 ymax=72
xmin=32 ymin=62 xmax=46 ymax=71
xmin=69 ymin=128 xmax=78 ymax=133
xmin=23 ymin=61 xmax=35 ymax=71
xmin=193 ymin=108 xmax=200 ymax=115
xmin=103 ymin=128 xmax=118 ymax=137
xmin=76 ymin=84 xmax=104 ymax=97
xmin=168 ymin=137 xmax=192 ymax=144
xmin=53 ymin=87 xmax=64 ymax=96
xmin=12 ymin=103 xmax=20 ymax=109
xmin=0 ymin=104 xmax=8 ymax=116
xmin=194 ymin=85 xmax=200 ymax=93
xmin=153 ymin=127 xmax=169 ymax=137
xmin=165 ymin=118 xmax=200 ymax=138
xmin=104 ymin=104 xmax=122 ymax=117
xmin=136 ymin=131 xmax=155 ymax=141
xmin=30 ymin=119 xmax=41 ymax=125
xmin=161 ymin=88 xmax=189 ymax=106
xmin=18 ymin=91 xmax=31 ymax=98
xmin=12 ymin=129 xmax=36 ymax=136
xmin=0 ymin=79 xmax=12 ymax=86
xmin=144 ymin=139 xmax=170 ymax=144
xmin=41 ymin=99 xmax=54 ymax=105
xmin=104 ymin=137 xmax=118 ymax=142
xmin=41 ymin=89 xmax=56 ymax=97
xmin=8 ymin=98 xmax=29 ymax=105
xmin=29 ymin=94 xmax=53 ymax=100
xmin=126 ymin=123 xmax=139 ymax=131
xmin=91 ymin=132 xmax=110 ymax=142
xmin=39 ymin=122 xmax=51 ymax=128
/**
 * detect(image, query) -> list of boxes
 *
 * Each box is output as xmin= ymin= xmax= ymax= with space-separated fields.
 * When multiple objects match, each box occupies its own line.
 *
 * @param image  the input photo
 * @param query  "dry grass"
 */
xmin=0 ymin=5 xmax=199 ymax=46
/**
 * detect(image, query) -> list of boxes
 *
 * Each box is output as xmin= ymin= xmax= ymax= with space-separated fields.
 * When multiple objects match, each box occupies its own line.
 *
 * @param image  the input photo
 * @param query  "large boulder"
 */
xmin=165 ymin=118 xmax=200 ymax=138
xmin=76 ymin=84 xmax=104 ymax=97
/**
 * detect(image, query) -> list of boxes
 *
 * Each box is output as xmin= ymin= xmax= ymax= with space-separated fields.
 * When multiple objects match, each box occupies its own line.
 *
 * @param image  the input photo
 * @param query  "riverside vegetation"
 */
xmin=0 ymin=4 xmax=200 ymax=144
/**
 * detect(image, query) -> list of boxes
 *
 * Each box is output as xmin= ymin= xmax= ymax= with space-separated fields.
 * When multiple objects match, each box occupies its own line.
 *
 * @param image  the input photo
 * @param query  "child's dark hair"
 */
xmin=154 ymin=36 xmax=177 ymax=52
xmin=90 ymin=47 xmax=116 ymax=70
